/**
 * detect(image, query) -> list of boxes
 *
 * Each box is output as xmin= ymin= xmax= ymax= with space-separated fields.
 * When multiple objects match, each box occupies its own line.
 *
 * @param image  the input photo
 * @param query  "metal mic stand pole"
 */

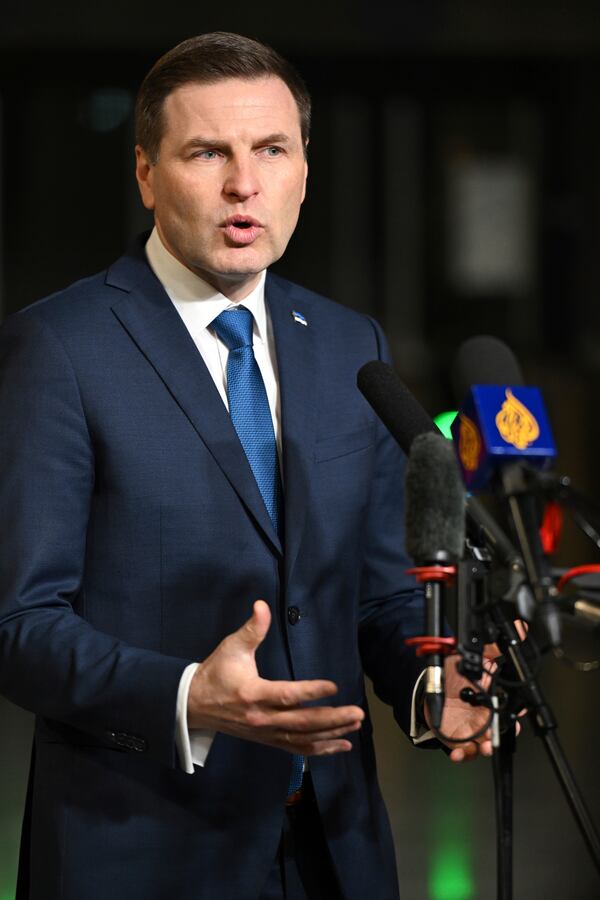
xmin=458 ymin=555 xmax=516 ymax=900
xmin=492 ymin=719 xmax=516 ymax=900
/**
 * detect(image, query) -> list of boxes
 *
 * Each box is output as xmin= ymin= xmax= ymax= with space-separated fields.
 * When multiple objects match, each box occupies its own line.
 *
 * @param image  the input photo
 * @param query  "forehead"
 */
xmin=161 ymin=76 xmax=301 ymax=140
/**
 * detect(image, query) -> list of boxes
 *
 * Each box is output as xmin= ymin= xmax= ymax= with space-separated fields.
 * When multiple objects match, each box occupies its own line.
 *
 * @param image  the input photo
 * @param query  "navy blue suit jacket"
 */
xmin=0 ymin=239 xmax=426 ymax=900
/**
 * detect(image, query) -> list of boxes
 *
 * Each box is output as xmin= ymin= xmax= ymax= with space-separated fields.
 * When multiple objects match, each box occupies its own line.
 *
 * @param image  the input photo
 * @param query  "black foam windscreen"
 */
xmin=356 ymin=358 xmax=519 ymax=568
xmin=451 ymin=335 xmax=524 ymax=406
xmin=357 ymin=361 xmax=438 ymax=454
xmin=405 ymin=432 xmax=466 ymax=563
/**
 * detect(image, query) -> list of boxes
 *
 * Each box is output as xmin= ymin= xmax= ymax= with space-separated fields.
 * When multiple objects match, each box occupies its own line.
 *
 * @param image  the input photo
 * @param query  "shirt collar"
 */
xmin=145 ymin=227 xmax=268 ymax=340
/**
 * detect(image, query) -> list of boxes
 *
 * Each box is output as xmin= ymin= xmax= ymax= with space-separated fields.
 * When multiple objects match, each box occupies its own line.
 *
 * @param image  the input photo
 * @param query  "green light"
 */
xmin=433 ymin=410 xmax=458 ymax=440
xmin=429 ymin=842 xmax=474 ymax=900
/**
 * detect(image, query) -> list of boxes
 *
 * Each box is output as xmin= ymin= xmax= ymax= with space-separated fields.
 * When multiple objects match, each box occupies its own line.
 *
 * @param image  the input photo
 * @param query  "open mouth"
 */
xmin=223 ymin=215 xmax=262 ymax=228
xmin=222 ymin=216 xmax=263 ymax=244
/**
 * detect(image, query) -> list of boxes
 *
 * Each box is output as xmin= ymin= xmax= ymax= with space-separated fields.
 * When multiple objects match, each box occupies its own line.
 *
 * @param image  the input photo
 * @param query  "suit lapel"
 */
xmin=266 ymin=275 xmax=318 ymax=585
xmin=107 ymin=249 xmax=282 ymax=556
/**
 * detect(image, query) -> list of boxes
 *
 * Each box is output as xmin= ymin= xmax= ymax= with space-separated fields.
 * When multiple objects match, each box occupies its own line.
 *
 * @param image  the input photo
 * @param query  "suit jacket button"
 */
xmin=287 ymin=606 xmax=300 ymax=625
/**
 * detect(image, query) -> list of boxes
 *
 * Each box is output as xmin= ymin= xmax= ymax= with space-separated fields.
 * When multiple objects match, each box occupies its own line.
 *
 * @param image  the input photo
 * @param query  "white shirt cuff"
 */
xmin=410 ymin=669 xmax=436 ymax=744
xmin=175 ymin=662 xmax=215 ymax=774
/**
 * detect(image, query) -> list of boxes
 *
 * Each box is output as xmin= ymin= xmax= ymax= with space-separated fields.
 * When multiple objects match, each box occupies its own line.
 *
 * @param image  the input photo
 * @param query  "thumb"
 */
xmin=235 ymin=599 xmax=271 ymax=652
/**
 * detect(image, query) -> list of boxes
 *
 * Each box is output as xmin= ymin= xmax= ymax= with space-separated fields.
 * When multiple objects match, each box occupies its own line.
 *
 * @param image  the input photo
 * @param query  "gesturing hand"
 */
xmin=187 ymin=600 xmax=364 ymax=756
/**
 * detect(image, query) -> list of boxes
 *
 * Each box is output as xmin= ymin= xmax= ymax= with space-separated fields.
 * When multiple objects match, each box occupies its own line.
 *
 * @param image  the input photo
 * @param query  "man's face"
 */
xmin=136 ymin=76 xmax=308 ymax=301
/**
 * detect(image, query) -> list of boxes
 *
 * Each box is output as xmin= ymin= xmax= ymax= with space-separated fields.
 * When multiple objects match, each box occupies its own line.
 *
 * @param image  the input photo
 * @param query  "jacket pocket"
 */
xmin=314 ymin=426 xmax=375 ymax=463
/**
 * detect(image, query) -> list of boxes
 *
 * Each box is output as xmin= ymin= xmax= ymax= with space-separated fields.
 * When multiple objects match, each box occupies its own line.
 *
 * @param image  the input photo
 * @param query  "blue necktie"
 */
xmin=211 ymin=307 xmax=303 ymax=796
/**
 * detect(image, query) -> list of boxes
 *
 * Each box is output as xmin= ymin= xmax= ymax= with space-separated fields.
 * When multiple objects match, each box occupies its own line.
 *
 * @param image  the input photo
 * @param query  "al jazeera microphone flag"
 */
xmin=450 ymin=385 xmax=557 ymax=491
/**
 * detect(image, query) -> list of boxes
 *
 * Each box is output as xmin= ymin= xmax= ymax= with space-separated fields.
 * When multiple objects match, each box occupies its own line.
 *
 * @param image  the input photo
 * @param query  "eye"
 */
xmin=192 ymin=149 xmax=221 ymax=161
xmin=262 ymin=146 xmax=284 ymax=158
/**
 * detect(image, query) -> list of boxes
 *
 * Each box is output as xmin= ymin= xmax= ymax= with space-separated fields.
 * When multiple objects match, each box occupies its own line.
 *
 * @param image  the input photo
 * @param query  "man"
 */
xmin=0 ymin=32 xmax=492 ymax=900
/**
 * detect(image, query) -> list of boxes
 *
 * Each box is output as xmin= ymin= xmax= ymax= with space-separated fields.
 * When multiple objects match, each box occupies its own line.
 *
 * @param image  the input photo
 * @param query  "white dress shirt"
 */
xmin=146 ymin=227 xmax=282 ymax=774
xmin=145 ymin=228 xmax=431 ymax=775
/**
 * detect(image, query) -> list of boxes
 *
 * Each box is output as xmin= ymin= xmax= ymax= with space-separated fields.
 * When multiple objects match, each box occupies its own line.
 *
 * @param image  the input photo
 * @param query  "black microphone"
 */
xmin=405 ymin=432 xmax=465 ymax=728
xmin=357 ymin=361 xmax=527 ymax=576
xmin=451 ymin=334 xmax=524 ymax=402
xmin=357 ymin=361 xmax=437 ymax=454
xmin=450 ymin=336 xmax=562 ymax=648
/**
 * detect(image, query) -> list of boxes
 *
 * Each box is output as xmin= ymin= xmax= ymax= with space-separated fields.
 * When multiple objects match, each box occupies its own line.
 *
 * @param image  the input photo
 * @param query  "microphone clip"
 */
xmin=405 ymin=635 xmax=457 ymax=658
xmin=406 ymin=565 xmax=457 ymax=584
xmin=405 ymin=563 xmax=458 ymax=657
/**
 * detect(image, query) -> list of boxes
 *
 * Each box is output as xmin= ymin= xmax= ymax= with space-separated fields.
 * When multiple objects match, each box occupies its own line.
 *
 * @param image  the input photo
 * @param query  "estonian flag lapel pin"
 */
xmin=291 ymin=310 xmax=308 ymax=327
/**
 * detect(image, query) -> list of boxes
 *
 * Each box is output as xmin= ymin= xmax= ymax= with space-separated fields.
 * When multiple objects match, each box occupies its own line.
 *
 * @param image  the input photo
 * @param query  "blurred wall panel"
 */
xmin=329 ymin=96 xmax=373 ymax=314
xmin=383 ymin=101 xmax=429 ymax=376
xmin=3 ymin=68 xmax=136 ymax=315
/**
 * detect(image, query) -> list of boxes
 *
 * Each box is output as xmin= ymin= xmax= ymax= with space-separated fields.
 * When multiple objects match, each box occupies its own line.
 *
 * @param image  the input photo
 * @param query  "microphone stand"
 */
xmin=458 ymin=538 xmax=600 ymax=900
xmin=457 ymin=554 xmax=519 ymax=900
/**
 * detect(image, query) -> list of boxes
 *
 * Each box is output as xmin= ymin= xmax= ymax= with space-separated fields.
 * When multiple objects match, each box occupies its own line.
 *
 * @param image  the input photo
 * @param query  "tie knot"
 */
xmin=212 ymin=307 xmax=254 ymax=351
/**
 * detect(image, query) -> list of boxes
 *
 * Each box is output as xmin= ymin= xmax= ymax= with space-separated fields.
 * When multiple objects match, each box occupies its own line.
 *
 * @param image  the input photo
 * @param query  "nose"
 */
xmin=223 ymin=155 xmax=260 ymax=202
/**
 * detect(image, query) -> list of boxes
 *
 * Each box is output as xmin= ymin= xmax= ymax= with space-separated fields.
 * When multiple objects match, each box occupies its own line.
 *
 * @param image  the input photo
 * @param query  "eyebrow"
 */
xmin=182 ymin=133 xmax=293 ymax=152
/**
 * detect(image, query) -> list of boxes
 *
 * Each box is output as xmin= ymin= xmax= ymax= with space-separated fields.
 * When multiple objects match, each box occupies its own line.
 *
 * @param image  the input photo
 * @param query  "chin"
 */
xmin=213 ymin=253 xmax=272 ymax=277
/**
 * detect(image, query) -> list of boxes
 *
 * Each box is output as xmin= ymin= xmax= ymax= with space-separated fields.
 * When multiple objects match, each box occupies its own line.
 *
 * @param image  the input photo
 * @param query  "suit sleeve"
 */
xmin=0 ymin=311 xmax=191 ymax=768
xmin=357 ymin=316 xmax=433 ymax=740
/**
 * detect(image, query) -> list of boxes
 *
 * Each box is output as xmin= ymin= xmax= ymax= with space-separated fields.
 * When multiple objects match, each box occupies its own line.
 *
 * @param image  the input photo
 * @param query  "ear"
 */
xmin=300 ymin=146 xmax=309 ymax=204
xmin=135 ymin=145 xmax=156 ymax=211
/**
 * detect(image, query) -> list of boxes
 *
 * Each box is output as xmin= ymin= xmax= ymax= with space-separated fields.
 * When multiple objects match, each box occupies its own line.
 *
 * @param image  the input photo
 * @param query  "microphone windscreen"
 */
xmin=451 ymin=335 xmax=524 ymax=406
xmin=405 ymin=432 xmax=466 ymax=562
xmin=357 ymin=361 xmax=438 ymax=454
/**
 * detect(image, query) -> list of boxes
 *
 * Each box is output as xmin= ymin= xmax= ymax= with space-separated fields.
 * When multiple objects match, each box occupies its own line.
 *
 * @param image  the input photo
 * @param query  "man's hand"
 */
xmin=430 ymin=654 xmax=496 ymax=763
xmin=187 ymin=600 xmax=364 ymax=755
xmin=425 ymin=629 xmax=526 ymax=764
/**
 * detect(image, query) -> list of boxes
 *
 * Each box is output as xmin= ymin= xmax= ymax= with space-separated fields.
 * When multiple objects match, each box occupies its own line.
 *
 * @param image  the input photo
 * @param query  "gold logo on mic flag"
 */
xmin=458 ymin=413 xmax=481 ymax=472
xmin=495 ymin=388 xmax=540 ymax=450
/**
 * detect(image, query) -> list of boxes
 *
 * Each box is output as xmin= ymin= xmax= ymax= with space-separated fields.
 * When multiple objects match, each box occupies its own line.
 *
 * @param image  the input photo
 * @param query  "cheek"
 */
xmin=155 ymin=176 xmax=209 ymax=222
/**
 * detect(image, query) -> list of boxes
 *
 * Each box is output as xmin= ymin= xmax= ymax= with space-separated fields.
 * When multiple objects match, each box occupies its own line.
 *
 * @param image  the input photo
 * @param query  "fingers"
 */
xmin=270 ymin=726 xmax=360 ymax=756
xmin=227 ymin=712 xmax=362 ymax=756
xmin=234 ymin=599 xmax=271 ymax=651
xmin=514 ymin=619 xmax=529 ymax=641
xmin=254 ymin=677 xmax=340 ymax=708
xmin=237 ymin=699 xmax=364 ymax=755
xmin=243 ymin=703 xmax=364 ymax=749
xmin=298 ymin=720 xmax=363 ymax=742
xmin=272 ymin=720 xmax=362 ymax=755
xmin=246 ymin=703 xmax=364 ymax=733
xmin=484 ymin=619 xmax=528 ymax=659
xmin=448 ymin=737 xmax=493 ymax=763
xmin=296 ymin=739 xmax=354 ymax=756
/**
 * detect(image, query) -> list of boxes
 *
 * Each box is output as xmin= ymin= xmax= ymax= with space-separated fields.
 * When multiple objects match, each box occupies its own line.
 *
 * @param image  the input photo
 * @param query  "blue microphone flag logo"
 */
xmin=451 ymin=385 xmax=557 ymax=490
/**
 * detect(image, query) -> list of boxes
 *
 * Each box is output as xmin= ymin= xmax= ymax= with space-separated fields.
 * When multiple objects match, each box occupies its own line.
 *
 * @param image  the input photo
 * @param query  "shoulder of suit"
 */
xmin=5 ymin=238 xmax=151 ymax=332
xmin=5 ymin=268 xmax=116 ymax=334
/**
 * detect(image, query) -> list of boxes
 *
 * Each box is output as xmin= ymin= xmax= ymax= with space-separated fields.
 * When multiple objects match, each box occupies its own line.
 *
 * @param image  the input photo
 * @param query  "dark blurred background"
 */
xmin=1 ymin=2 xmax=600 ymax=897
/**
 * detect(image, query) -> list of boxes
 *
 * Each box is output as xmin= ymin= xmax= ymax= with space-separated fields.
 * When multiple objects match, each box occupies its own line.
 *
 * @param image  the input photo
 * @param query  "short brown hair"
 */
xmin=135 ymin=32 xmax=311 ymax=163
